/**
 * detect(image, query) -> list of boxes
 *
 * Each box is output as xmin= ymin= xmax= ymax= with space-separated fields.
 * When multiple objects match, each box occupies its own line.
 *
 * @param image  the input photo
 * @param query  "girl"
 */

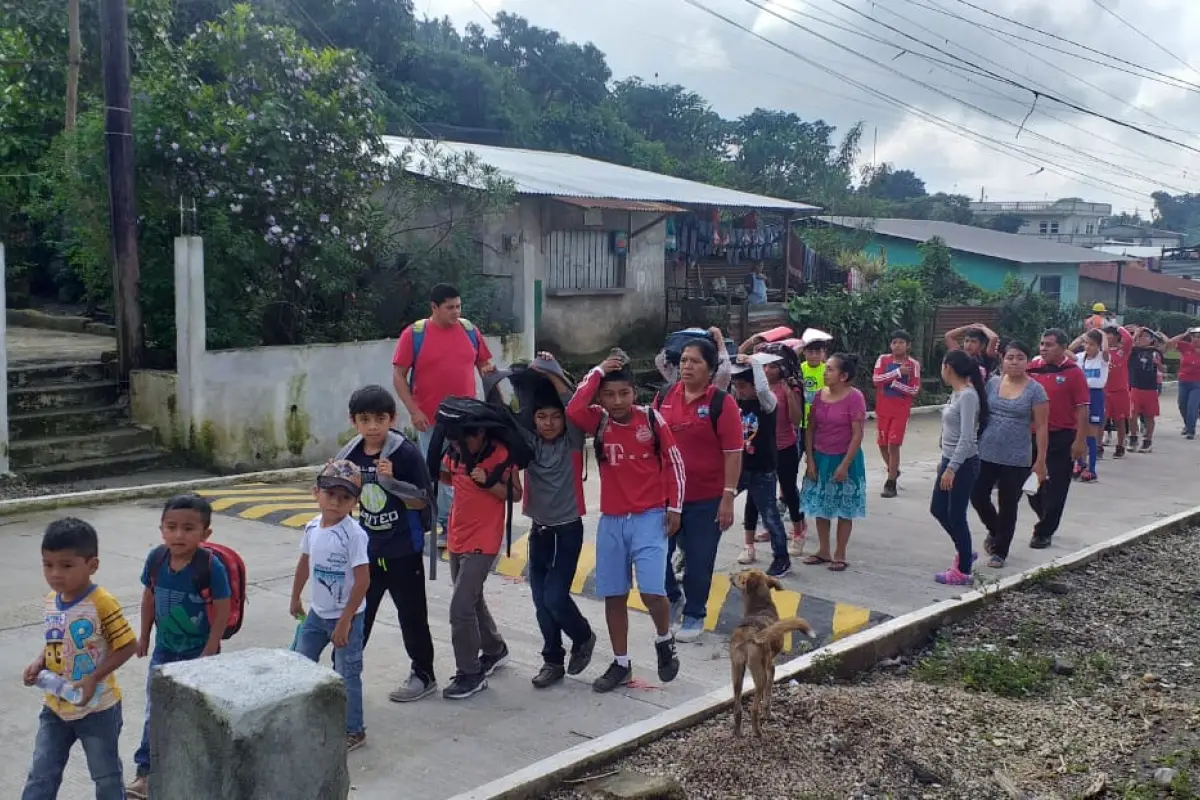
xmin=972 ymin=341 xmax=1048 ymax=569
xmin=931 ymin=349 xmax=989 ymax=585
xmin=800 ymin=353 xmax=866 ymax=572
xmin=1071 ymin=329 xmax=1109 ymax=482
xmin=732 ymin=354 xmax=791 ymax=577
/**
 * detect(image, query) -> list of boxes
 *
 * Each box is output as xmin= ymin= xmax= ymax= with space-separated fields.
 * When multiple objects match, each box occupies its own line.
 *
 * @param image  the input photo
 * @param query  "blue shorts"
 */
xmin=595 ymin=509 xmax=668 ymax=598
xmin=1088 ymin=388 xmax=1106 ymax=425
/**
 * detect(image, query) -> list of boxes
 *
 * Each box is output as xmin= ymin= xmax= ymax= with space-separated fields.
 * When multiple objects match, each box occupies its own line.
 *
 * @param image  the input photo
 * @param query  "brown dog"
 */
xmin=730 ymin=569 xmax=816 ymax=737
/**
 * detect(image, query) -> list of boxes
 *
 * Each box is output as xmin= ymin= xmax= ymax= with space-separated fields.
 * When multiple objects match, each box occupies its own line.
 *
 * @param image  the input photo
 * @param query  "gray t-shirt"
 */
xmin=977 ymin=376 xmax=1049 ymax=468
xmin=940 ymin=388 xmax=981 ymax=471
xmin=521 ymin=393 xmax=586 ymax=527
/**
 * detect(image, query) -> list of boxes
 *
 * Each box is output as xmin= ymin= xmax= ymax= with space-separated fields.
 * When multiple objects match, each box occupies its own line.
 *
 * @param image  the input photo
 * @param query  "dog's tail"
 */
xmin=753 ymin=617 xmax=817 ymax=644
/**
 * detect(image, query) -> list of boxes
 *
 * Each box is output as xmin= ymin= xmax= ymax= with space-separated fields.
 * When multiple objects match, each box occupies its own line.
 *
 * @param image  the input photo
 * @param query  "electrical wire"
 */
xmin=1089 ymin=0 xmax=1200 ymax=80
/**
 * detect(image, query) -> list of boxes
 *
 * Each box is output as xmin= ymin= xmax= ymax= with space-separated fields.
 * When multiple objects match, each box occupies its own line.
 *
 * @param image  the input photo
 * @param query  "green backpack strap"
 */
xmin=409 ymin=318 xmax=480 ymax=388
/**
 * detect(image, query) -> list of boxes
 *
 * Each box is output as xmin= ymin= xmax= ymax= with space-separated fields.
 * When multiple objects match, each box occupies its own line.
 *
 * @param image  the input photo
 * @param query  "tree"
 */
xmin=862 ymin=163 xmax=926 ymax=201
xmin=612 ymin=79 xmax=730 ymax=182
xmin=1151 ymin=191 xmax=1200 ymax=237
xmin=731 ymin=109 xmax=862 ymax=204
xmin=982 ymin=213 xmax=1025 ymax=234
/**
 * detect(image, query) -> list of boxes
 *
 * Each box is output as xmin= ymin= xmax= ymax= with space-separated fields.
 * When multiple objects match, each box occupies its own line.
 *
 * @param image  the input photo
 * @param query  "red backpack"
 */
xmin=148 ymin=543 xmax=247 ymax=639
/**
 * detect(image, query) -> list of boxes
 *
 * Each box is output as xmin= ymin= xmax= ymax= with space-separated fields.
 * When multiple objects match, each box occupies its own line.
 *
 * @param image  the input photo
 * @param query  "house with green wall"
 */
xmin=816 ymin=216 xmax=1131 ymax=305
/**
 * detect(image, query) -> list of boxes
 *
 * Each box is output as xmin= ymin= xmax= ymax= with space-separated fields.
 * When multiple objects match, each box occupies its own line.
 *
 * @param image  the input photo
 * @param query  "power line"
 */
xmin=679 ymin=0 xmax=1159 ymax=205
xmin=1089 ymin=0 xmax=1200 ymax=79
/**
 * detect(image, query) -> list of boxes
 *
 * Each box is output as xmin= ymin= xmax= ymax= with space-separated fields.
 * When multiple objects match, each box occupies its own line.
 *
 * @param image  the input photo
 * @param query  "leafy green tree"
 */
xmin=1151 ymin=191 xmax=1200 ymax=238
xmin=862 ymin=163 xmax=926 ymax=201
xmin=731 ymin=109 xmax=862 ymax=204
xmin=612 ymin=79 xmax=730 ymax=182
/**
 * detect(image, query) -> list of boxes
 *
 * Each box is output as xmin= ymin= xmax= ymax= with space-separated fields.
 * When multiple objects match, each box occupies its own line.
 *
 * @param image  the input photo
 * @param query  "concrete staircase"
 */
xmin=8 ymin=359 xmax=169 ymax=483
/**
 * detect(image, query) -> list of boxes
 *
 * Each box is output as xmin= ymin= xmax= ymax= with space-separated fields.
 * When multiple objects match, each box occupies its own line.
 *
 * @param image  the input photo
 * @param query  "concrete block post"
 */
xmin=149 ymin=648 xmax=350 ymax=799
xmin=174 ymin=236 xmax=207 ymax=436
xmin=0 ymin=242 xmax=9 ymax=475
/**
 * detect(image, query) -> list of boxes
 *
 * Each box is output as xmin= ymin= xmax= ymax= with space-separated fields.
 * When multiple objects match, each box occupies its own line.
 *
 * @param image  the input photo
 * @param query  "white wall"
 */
xmin=141 ymin=237 xmax=522 ymax=472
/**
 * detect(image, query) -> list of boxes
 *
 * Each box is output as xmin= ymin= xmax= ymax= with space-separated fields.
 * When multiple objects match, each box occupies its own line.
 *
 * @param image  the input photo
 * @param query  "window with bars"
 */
xmin=544 ymin=230 xmax=625 ymax=290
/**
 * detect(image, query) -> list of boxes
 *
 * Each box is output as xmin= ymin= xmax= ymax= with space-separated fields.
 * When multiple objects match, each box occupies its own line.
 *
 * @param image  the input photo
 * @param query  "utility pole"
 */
xmin=66 ymin=0 xmax=80 ymax=131
xmin=99 ymin=0 xmax=144 ymax=381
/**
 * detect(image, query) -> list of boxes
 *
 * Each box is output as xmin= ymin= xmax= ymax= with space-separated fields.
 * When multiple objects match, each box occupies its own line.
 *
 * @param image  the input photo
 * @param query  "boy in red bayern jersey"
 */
xmin=872 ymin=330 xmax=921 ymax=499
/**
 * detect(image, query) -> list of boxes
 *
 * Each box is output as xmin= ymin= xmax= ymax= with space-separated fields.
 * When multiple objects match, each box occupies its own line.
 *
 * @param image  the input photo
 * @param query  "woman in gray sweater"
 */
xmin=931 ymin=349 xmax=990 ymax=585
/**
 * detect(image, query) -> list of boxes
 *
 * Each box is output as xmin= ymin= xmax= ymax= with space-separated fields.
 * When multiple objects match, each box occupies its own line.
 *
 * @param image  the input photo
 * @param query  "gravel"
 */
xmin=551 ymin=527 xmax=1200 ymax=799
xmin=0 ymin=476 xmax=64 ymax=501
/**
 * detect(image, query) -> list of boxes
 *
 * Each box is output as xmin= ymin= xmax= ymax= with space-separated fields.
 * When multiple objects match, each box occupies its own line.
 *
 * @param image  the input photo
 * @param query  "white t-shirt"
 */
xmin=1076 ymin=351 xmax=1109 ymax=390
xmin=300 ymin=516 xmax=370 ymax=619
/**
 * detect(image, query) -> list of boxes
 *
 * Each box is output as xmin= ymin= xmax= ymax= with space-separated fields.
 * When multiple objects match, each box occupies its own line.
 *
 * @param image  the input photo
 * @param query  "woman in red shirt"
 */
xmin=1167 ymin=330 xmax=1200 ymax=439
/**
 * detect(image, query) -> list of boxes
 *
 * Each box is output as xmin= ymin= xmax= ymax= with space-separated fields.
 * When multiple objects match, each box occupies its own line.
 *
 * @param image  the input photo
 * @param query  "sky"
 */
xmin=419 ymin=0 xmax=1200 ymax=217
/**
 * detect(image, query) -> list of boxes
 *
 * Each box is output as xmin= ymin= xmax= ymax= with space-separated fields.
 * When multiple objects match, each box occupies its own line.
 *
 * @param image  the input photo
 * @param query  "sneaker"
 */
xmin=655 ymin=636 xmax=681 ymax=683
xmin=986 ymin=555 xmax=1005 ymax=569
xmin=737 ymin=545 xmax=757 ymax=565
xmin=675 ymin=616 xmax=704 ymax=643
xmin=592 ymin=660 xmax=632 ymax=693
xmin=1030 ymin=534 xmax=1052 ymax=550
xmin=1139 ymin=440 xmax=1153 ymax=453
xmin=126 ymin=776 xmax=149 ymax=799
xmin=788 ymin=537 xmax=805 ymax=557
xmin=346 ymin=732 xmax=366 ymax=752
xmin=388 ymin=672 xmax=438 ymax=703
xmin=766 ymin=558 xmax=792 ymax=579
xmin=1188 ymin=433 xmax=1196 ymax=441
xmin=567 ymin=633 xmax=597 ymax=676
xmin=442 ymin=672 xmax=488 ymax=700
xmin=480 ymin=645 xmax=510 ymax=677
xmin=1079 ymin=470 xmax=1097 ymax=483
xmin=669 ymin=596 xmax=685 ymax=626
xmin=1128 ymin=435 xmax=1139 ymax=450
xmin=935 ymin=566 xmax=973 ymax=586
xmin=753 ymin=530 xmax=770 ymax=543
xmin=1113 ymin=445 xmax=1126 ymax=459
xmin=532 ymin=663 xmax=566 ymax=689
xmin=881 ymin=478 xmax=897 ymax=498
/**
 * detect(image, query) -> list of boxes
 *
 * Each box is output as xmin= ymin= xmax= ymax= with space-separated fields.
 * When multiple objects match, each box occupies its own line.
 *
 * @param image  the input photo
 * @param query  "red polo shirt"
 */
xmin=655 ymin=382 xmax=743 ymax=502
xmin=1177 ymin=340 xmax=1200 ymax=383
xmin=1028 ymin=356 xmax=1089 ymax=432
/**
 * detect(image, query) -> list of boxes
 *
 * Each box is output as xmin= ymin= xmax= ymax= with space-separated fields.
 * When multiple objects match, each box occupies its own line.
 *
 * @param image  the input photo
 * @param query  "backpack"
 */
xmin=423 ymin=395 xmax=535 ymax=577
xmin=409 ymin=318 xmax=480 ymax=388
xmin=593 ymin=387 xmax=726 ymax=466
xmin=148 ymin=543 xmax=247 ymax=640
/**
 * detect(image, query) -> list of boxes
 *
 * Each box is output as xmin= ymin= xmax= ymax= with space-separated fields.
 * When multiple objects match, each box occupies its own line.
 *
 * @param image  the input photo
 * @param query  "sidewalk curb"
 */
xmin=448 ymin=502 xmax=1200 ymax=800
xmin=0 ymin=466 xmax=321 ymax=518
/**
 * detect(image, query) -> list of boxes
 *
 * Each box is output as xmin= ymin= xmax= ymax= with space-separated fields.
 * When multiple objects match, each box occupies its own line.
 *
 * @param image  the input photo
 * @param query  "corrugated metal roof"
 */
xmin=819 ymin=216 xmax=1136 ymax=265
xmin=385 ymin=137 xmax=820 ymax=213
xmin=552 ymin=196 xmax=686 ymax=213
xmin=1079 ymin=262 xmax=1200 ymax=300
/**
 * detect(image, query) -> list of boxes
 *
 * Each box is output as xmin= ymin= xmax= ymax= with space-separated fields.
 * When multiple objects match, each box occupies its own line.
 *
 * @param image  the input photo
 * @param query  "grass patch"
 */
xmin=915 ymin=640 xmax=1051 ymax=698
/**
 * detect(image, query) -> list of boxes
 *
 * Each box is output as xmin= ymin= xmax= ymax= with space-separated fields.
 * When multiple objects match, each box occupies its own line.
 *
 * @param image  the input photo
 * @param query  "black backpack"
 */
xmin=423 ymin=392 xmax=535 ymax=579
xmin=593 ymin=388 xmax=727 ymax=466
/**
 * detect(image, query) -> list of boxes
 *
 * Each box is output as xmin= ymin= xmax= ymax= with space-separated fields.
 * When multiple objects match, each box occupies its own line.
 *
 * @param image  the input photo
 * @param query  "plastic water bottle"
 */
xmin=36 ymin=670 xmax=84 ymax=705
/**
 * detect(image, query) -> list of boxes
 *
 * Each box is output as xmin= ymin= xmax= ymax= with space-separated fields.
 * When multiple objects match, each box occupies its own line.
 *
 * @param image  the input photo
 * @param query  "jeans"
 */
xmin=293 ymin=612 xmax=366 ymax=735
xmin=135 ymin=648 xmax=199 ymax=776
xmin=970 ymin=460 xmax=1030 ymax=560
xmin=666 ymin=497 xmax=723 ymax=622
xmin=1028 ymin=430 xmax=1076 ymax=540
xmin=741 ymin=470 xmax=789 ymax=562
xmin=23 ymin=703 xmax=124 ymax=800
xmin=930 ymin=456 xmax=980 ymax=574
xmin=362 ymin=553 xmax=436 ymax=682
xmin=528 ymin=520 xmax=594 ymax=666
xmin=1179 ymin=381 xmax=1200 ymax=435
xmin=448 ymin=552 xmax=506 ymax=676
xmin=418 ymin=428 xmax=452 ymax=531
xmin=744 ymin=443 xmax=802 ymax=528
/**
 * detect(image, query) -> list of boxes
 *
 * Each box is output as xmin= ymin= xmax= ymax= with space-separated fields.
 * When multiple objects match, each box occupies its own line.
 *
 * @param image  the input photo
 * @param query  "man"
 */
xmin=1026 ymin=328 xmax=1089 ymax=550
xmin=944 ymin=322 xmax=1000 ymax=377
xmin=392 ymin=283 xmax=496 ymax=546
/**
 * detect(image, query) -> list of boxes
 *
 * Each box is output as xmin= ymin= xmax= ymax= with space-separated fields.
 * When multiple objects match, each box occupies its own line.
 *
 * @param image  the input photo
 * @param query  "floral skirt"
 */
xmin=801 ymin=450 xmax=867 ymax=521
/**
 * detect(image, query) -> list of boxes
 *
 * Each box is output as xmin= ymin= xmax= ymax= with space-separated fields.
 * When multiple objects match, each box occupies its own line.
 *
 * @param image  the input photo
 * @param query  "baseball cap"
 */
xmin=316 ymin=459 xmax=362 ymax=497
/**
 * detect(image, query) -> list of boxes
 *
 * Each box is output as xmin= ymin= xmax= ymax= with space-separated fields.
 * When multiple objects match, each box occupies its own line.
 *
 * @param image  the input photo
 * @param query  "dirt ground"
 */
xmin=552 ymin=526 xmax=1200 ymax=799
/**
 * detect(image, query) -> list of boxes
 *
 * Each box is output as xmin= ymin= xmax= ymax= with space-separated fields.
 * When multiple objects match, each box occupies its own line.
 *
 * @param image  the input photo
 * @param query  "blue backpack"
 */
xmin=410 ymin=318 xmax=480 ymax=387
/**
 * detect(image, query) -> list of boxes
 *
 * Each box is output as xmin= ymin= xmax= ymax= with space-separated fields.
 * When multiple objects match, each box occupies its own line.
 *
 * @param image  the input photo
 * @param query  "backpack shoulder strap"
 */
xmin=593 ymin=410 xmax=610 ymax=465
xmin=459 ymin=318 xmax=480 ymax=351
xmin=191 ymin=547 xmax=214 ymax=595
xmin=147 ymin=545 xmax=169 ymax=588
xmin=647 ymin=405 xmax=662 ymax=457
xmin=709 ymin=388 xmax=726 ymax=433
xmin=409 ymin=318 xmax=430 ymax=387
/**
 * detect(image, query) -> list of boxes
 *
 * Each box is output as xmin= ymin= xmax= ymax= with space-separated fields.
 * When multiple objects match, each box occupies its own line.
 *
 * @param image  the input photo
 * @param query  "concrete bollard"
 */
xmin=149 ymin=648 xmax=349 ymax=799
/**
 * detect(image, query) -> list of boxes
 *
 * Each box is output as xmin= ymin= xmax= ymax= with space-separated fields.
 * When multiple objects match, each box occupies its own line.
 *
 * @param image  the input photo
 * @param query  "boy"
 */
xmin=566 ymin=357 xmax=684 ymax=693
xmin=129 ymin=495 xmax=231 ymax=797
xmin=440 ymin=423 xmax=523 ymax=699
xmin=1102 ymin=322 xmax=1134 ymax=458
xmin=944 ymin=322 xmax=1000 ymax=376
xmin=521 ymin=352 xmax=596 ymax=689
xmin=1070 ymin=328 xmax=1109 ymax=482
xmin=872 ymin=330 xmax=921 ymax=498
xmin=335 ymin=385 xmax=437 ymax=703
xmin=23 ymin=518 xmax=135 ymax=800
xmin=290 ymin=460 xmax=371 ymax=750
xmin=1128 ymin=327 xmax=1162 ymax=453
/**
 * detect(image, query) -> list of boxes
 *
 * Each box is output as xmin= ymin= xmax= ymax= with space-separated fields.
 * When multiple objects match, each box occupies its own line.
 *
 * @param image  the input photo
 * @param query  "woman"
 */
xmin=930 ymin=349 xmax=989 ymax=586
xmin=1070 ymin=329 xmax=1109 ymax=482
xmin=656 ymin=338 xmax=744 ymax=642
xmin=971 ymin=341 xmax=1049 ymax=569
xmin=741 ymin=345 xmax=805 ymax=558
xmin=800 ymin=353 xmax=866 ymax=572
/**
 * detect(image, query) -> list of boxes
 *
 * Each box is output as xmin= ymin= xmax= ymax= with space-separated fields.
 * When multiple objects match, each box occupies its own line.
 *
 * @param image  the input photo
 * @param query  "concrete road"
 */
xmin=0 ymin=397 xmax=1192 ymax=798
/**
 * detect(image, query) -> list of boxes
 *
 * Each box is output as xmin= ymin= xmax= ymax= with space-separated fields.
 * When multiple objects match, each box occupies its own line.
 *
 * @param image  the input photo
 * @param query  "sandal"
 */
xmin=802 ymin=555 xmax=830 ymax=566
xmin=827 ymin=560 xmax=848 ymax=572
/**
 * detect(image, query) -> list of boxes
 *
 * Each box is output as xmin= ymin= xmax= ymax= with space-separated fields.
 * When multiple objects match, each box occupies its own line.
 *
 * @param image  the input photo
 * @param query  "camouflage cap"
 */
xmin=316 ymin=459 xmax=362 ymax=498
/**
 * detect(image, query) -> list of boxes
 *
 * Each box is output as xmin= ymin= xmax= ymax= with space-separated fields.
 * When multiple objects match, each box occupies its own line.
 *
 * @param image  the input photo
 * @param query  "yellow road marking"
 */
xmin=210 ymin=494 xmax=311 ymax=511
xmin=239 ymin=503 xmax=320 ymax=520
xmin=832 ymin=603 xmax=872 ymax=641
xmin=279 ymin=513 xmax=316 ymax=528
xmin=571 ymin=544 xmax=598 ymax=594
xmin=199 ymin=486 xmax=306 ymax=497
xmin=495 ymin=534 xmax=530 ymax=578
xmin=704 ymin=573 xmax=731 ymax=631
xmin=772 ymin=589 xmax=803 ymax=651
